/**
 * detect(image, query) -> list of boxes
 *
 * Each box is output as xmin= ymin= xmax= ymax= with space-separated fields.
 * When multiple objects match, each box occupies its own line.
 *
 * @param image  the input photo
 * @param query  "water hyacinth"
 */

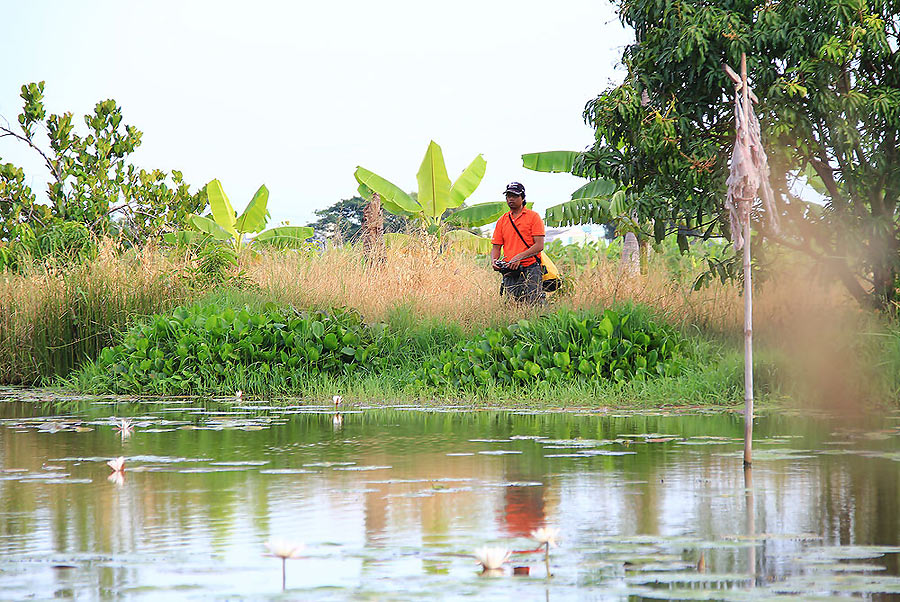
xmin=474 ymin=547 xmax=510 ymax=571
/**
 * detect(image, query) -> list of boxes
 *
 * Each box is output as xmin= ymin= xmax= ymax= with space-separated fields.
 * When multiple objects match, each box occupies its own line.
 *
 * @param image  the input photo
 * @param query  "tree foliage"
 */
xmin=578 ymin=0 xmax=900 ymax=308
xmin=0 ymin=81 xmax=205 ymax=267
xmin=306 ymin=196 xmax=410 ymax=242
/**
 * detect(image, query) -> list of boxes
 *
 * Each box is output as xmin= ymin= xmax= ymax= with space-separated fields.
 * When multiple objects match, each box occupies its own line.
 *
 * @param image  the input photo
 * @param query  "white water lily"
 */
xmin=107 ymin=457 xmax=125 ymax=473
xmin=114 ymin=418 xmax=134 ymax=437
xmin=264 ymin=539 xmax=305 ymax=590
xmin=333 ymin=413 xmax=343 ymax=428
xmin=107 ymin=471 xmax=125 ymax=486
xmin=264 ymin=539 xmax=305 ymax=559
xmin=235 ymin=390 xmax=243 ymax=401
xmin=474 ymin=546 xmax=510 ymax=571
xmin=530 ymin=526 xmax=560 ymax=548
xmin=332 ymin=395 xmax=343 ymax=406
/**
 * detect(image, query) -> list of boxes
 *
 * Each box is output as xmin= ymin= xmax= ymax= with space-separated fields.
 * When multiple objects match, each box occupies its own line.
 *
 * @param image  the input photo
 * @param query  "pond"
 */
xmin=2 ymin=388 xmax=900 ymax=600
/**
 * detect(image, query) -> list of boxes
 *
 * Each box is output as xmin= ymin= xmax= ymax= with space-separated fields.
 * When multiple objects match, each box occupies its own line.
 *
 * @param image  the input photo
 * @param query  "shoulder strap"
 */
xmin=507 ymin=212 xmax=528 ymax=246
xmin=507 ymin=212 xmax=542 ymax=266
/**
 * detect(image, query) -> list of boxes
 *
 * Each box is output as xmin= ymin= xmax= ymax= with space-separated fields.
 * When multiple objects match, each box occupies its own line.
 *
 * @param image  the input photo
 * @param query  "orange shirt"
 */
xmin=491 ymin=209 xmax=545 ymax=267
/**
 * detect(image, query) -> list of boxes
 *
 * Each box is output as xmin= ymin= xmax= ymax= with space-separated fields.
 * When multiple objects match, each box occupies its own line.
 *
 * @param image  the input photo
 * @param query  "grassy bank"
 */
xmin=3 ymin=236 xmax=899 ymax=407
xmin=67 ymin=290 xmax=764 ymax=406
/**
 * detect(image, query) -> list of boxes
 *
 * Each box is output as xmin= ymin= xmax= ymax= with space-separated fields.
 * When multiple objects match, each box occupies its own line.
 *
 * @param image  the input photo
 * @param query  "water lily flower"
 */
xmin=265 ymin=539 xmax=305 ymax=559
xmin=333 ymin=413 xmax=343 ymax=428
xmin=264 ymin=539 xmax=305 ymax=590
xmin=332 ymin=395 xmax=342 ymax=406
xmin=107 ymin=457 xmax=125 ymax=473
xmin=530 ymin=526 xmax=560 ymax=549
xmin=114 ymin=418 xmax=134 ymax=438
xmin=107 ymin=472 xmax=125 ymax=486
xmin=474 ymin=546 xmax=510 ymax=571
xmin=236 ymin=390 xmax=243 ymax=401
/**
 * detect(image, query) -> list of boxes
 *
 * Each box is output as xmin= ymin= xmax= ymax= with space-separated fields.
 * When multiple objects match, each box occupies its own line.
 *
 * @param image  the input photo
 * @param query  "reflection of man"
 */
xmin=490 ymin=182 xmax=545 ymax=304
xmin=502 ymin=484 xmax=546 ymax=538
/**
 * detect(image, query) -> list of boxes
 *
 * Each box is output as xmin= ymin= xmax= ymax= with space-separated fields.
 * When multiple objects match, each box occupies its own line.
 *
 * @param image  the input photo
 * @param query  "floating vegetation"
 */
xmin=799 ymin=546 xmax=900 ymax=561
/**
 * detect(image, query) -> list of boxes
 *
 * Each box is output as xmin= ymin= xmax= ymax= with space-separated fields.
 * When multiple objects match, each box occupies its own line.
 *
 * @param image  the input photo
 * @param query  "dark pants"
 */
xmin=500 ymin=262 xmax=545 ymax=304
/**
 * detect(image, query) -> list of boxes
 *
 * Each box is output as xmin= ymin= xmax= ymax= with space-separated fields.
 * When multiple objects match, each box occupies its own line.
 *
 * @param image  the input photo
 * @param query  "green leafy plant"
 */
xmin=569 ymin=0 xmax=900 ymax=309
xmin=169 ymin=179 xmax=314 ymax=251
xmin=354 ymin=141 xmax=516 ymax=254
xmin=354 ymin=141 xmax=489 ymax=227
xmin=83 ymin=303 xmax=380 ymax=393
xmin=414 ymin=306 xmax=684 ymax=389
xmin=0 ymin=81 xmax=205 ymax=261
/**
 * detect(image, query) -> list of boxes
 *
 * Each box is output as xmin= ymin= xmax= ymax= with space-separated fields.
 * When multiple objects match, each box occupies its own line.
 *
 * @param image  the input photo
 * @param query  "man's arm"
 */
xmin=490 ymin=244 xmax=502 ymax=270
xmin=508 ymin=235 xmax=544 ymax=269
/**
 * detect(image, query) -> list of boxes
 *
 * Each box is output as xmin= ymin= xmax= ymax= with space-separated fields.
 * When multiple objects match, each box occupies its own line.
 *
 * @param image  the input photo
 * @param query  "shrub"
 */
xmin=84 ymin=303 xmax=379 ymax=393
xmin=414 ymin=306 xmax=684 ymax=389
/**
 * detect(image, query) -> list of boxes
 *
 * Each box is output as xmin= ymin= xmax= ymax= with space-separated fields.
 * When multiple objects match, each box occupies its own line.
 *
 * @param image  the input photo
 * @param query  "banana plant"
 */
xmin=522 ymin=151 xmax=617 ymax=228
xmin=355 ymin=141 xmax=503 ymax=229
xmin=169 ymin=179 xmax=313 ymax=250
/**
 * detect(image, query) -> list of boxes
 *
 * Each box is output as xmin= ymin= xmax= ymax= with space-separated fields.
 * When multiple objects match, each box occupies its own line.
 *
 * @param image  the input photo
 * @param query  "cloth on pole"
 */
xmin=725 ymin=93 xmax=778 ymax=249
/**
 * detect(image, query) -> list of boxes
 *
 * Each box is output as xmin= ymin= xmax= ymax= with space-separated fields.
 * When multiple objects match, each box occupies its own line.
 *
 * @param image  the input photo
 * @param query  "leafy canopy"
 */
xmin=577 ymin=0 xmax=900 ymax=307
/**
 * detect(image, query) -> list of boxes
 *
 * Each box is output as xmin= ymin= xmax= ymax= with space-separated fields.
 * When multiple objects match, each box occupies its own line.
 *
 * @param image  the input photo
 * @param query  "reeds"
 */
xmin=1 ymin=239 xmax=195 ymax=384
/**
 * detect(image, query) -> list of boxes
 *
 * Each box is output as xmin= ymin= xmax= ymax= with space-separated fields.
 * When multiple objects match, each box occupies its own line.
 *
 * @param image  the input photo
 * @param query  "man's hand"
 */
xmin=491 ymin=258 xmax=503 ymax=271
xmin=508 ymin=257 xmax=522 ymax=270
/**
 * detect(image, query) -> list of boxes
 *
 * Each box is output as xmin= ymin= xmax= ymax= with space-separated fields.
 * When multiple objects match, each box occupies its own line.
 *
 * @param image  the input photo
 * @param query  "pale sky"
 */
xmin=1 ymin=1 xmax=632 ymax=228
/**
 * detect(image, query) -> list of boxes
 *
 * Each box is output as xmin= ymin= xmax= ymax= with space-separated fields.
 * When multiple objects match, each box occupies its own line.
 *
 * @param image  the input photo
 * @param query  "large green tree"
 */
xmin=572 ymin=0 xmax=900 ymax=308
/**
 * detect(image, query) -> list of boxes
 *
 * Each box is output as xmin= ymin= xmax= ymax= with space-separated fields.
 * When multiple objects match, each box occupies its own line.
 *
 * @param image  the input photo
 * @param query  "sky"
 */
xmin=1 ymin=1 xmax=633 ymax=228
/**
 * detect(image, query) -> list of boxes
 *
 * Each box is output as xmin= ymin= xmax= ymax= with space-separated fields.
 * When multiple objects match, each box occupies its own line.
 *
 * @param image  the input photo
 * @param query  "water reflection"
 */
xmin=1 ymin=392 xmax=900 ymax=599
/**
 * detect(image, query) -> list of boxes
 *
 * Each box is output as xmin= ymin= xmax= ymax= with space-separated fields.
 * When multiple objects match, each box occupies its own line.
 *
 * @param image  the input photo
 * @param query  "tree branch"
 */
xmin=0 ymin=127 xmax=61 ymax=183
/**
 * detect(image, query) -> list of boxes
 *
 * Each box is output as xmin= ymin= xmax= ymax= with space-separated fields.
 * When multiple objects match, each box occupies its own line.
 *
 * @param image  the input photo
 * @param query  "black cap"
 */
xmin=504 ymin=182 xmax=525 ymax=196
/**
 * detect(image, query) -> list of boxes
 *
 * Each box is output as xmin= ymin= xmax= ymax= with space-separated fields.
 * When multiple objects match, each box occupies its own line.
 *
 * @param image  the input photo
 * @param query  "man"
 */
xmin=491 ymin=182 xmax=545 ymax=304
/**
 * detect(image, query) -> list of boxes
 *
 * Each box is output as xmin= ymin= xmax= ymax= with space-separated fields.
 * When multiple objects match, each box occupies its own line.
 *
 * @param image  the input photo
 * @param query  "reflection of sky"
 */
xmin=1 ymin=404 xmax=899 ymax=599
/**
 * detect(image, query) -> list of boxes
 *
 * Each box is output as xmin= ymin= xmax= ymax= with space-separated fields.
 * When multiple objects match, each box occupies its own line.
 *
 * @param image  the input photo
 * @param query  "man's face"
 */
xmin=505 ymin=193 xmax=524 ymax=210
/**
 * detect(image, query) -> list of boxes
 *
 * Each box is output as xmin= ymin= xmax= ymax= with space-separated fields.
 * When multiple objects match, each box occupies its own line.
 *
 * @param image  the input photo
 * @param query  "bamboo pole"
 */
xmin=740 ymin=53 xmax=754 ymax=467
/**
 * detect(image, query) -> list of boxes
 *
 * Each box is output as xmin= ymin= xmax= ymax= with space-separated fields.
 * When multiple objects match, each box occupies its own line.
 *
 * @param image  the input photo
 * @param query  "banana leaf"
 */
xmin=609 ymin=190 xmax=629 ymax=216
xmin=253 ymin=226 xmax=314 ymax=248
xmin=571 ymin=178 xmax=616 ymax=200
xmin=543 ymin=199 xmax=611 ymax=227
xmin=206 ymin=179 xmax=238 ymax=239
xmin=416 ymin=140 xmax=452 ymax=219
xmin=522 ymin=151 xmax=579 ymax=173
xmin=354 ymin=167 xmax=421 ymax=214
xmin=445 ymin=201 xmax=509 ymax=227
xmin=444 ymin=229 xmax=493 ymax=254
xmin=189 ymin=214 xmax=233 ymax=241
xmin=235 ymin=184 xmax=270 ymax=234
xmin=448 ymin=154 xmax=486 ymax=209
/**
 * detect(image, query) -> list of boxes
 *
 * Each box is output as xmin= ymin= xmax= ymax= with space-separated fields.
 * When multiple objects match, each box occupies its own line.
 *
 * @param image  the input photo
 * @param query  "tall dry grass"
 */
xmin=1 ymin=239 xmax=195 ymax=384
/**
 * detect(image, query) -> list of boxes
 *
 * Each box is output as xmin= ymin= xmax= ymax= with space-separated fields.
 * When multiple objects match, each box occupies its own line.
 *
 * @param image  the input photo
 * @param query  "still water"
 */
xmin=2 ymin=388 xmax=900 ymax=600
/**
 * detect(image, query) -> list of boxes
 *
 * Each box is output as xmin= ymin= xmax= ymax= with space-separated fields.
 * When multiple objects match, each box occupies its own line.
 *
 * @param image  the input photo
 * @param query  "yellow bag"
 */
xmin=539 ymin=252 xmax=562 ymax=292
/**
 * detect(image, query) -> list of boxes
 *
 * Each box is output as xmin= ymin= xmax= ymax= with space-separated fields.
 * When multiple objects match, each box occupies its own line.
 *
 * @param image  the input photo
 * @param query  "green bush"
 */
xmin=84 ymin=303 xmax=379 ymax=393
xmin=414 ymin=306 xmax=685 ymax=389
